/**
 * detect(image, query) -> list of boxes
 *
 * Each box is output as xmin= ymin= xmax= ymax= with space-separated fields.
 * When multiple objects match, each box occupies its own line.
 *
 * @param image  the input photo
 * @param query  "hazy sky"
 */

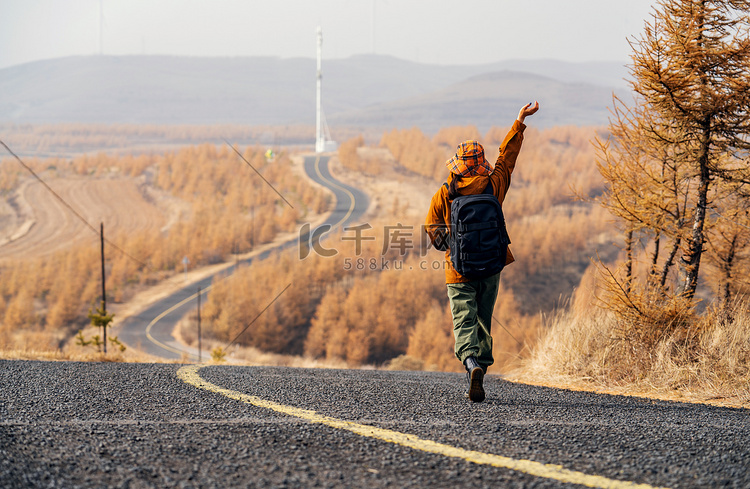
xmin=0 ymin=0 xmax=658 ymax=70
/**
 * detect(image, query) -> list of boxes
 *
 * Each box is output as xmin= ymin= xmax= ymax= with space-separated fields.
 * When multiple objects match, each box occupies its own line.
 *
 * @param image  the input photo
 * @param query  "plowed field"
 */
xmin=0 ymin=178 xmax=166 ymax=262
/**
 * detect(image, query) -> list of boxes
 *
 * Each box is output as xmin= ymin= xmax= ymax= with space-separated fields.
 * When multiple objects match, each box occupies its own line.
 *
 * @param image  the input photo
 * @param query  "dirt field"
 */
xmin=0 ymin=177 xmax=167 ymax=262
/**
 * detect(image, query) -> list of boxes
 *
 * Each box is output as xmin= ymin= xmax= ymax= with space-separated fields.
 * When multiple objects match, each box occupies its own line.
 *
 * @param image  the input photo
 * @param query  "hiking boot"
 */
xmin=463 ymin=356 xmax=485 ymax=402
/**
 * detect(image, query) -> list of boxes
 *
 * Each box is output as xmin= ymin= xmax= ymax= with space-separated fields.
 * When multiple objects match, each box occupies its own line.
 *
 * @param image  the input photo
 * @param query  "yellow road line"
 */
xmin=145 ymin=285 xmax=212 ymax=356
xmin=313 ymin=155 xmax=356 ymax=227
xmin=177 ymin=365 xmax=668 ymax=489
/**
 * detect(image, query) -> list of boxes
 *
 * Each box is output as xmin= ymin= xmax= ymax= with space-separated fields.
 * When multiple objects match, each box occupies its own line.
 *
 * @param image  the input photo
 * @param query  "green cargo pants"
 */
xmin=446 ymin=272 xmax=501 ymax=370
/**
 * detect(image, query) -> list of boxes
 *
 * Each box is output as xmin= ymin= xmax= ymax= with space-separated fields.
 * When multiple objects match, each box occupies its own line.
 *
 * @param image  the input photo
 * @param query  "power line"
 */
xmin=0 ymin=140 xmax=152 ymax=271
xmin=225 ymin=282 xmax=292 ymax=350
xmin=492 ymin=314 xmax=523 ymax=347
xmin=224 ymin=140 xmax=294 ymax=209
xmin=712 ymin=208 xmax=750 ymax=231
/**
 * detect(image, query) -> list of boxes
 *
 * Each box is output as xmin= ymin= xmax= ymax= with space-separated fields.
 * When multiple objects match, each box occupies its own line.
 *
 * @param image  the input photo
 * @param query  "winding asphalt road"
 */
xmin=117 ymin=154 xmax=368 ymax=360
xmin=2 ymin=360 xmax=748 ymax=488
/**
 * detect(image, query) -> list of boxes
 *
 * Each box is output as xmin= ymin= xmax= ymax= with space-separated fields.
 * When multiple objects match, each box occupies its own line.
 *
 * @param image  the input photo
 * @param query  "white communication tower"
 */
xmin=99 ymin=0 xmax=104 ymax=55
xmin=315 ymin=27 xmax=323 ymax=153
xmin=315 ymin=26 xmax=336 ymax=153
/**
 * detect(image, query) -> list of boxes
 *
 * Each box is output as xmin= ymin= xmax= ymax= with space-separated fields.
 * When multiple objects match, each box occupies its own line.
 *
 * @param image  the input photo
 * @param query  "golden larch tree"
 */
xmin=598 ymin=0 xmax=750 ymax=306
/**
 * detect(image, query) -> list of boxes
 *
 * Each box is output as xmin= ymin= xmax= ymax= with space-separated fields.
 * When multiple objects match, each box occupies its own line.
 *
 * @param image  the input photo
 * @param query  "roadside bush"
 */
xmin=515 ymin=293 xmax=750 ymax=404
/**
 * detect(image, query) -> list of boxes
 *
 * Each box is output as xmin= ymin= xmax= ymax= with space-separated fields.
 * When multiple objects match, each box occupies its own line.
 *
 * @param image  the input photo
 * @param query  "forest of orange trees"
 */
xmin=0 ymin=144 xmax=329 ymax=348
xmin=1 ymin=123 xmax=619 ymax=371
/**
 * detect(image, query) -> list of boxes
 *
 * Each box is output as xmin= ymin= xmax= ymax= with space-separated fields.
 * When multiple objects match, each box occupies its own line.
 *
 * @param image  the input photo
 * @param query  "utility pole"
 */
xmin=100 ymin=222 xmax=107 ymax=354
xmin=197 ymin=286 xmax=202 ymax=364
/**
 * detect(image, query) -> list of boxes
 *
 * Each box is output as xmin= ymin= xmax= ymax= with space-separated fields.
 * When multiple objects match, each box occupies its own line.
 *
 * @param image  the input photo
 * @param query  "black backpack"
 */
xmin=444 ymin=181 xmax=510 ymax=279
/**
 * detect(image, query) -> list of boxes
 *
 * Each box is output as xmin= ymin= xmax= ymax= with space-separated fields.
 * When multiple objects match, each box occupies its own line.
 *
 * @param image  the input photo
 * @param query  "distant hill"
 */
xmin=0 ymin=55 xmax=628 ymax=131
xmin=330 ymin=71 xmax=619 ymax=133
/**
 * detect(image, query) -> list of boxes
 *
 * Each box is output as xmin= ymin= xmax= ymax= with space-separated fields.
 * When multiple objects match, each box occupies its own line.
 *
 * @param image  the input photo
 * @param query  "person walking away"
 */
xmin=425 ymin=102 xmax=539 ymax=402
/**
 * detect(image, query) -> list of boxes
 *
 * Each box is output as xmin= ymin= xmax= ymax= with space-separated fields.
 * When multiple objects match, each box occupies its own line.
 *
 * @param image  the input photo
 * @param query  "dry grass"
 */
xmin=0 ymin=334 xmax=348 ymax=369
xmin=173 ymin=314 xmax=351 ymax=370
xmin=0 ymin=326 xmax=177 ymax=363
xmin=0 ymin=341 xmax=166 ymax=364
xmin=0 ymin=348 xmax=151 ymax=363
xmin=508 ymin=300 xmax=750 ymax=409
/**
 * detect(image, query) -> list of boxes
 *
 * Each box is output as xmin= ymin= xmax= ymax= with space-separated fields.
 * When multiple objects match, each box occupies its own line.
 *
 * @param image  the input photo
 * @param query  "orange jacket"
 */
xmin=425 ymin=120 xmax=526 ymax=284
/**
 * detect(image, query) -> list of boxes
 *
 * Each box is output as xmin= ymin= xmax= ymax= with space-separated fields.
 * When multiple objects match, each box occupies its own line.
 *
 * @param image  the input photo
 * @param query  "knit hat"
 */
xmin=445 ymin=140 xmax=491 ymax=176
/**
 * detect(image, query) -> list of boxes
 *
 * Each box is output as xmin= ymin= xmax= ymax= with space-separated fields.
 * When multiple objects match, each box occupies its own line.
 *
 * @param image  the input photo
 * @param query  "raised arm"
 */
xmin=490 ymin=102 xmax=540 ymax=202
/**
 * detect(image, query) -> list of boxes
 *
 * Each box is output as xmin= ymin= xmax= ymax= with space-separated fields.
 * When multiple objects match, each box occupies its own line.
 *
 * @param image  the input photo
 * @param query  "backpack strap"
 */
xmin=457 ymin=220 xmax=499 ymax=233
xmin=460 ymin=249 xmax=502 ymax=261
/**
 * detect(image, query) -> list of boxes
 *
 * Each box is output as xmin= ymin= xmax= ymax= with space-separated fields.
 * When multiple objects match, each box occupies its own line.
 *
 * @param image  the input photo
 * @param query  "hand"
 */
xmin=517 ymin=101 xmax=540 ymax=123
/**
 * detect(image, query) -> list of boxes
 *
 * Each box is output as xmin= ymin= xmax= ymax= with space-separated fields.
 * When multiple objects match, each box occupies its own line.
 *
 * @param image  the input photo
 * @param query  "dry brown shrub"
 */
xmin=514 ymin=289 xmax=750 ymax=407
xmin=597 ymin=259 xmax=699 ymax=351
